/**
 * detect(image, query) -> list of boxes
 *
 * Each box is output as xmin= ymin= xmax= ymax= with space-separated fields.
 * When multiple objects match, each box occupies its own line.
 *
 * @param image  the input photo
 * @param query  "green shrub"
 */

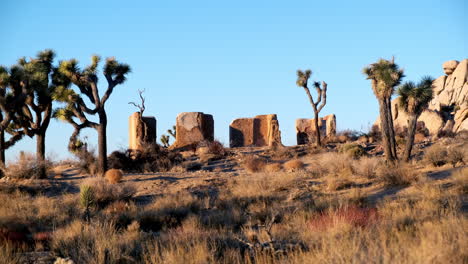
xmin=340 ymin=143 xmax=367 ymax=159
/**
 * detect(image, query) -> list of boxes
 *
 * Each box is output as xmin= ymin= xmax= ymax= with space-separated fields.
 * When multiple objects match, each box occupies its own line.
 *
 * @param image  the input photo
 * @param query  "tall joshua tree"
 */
xmin=55 ymin=55 xmax=131 ymax=175
xmin=397 ymin=76 xmax=434 ymax=162
xmin=0 ymin=66 xmax=29 ymax=166
xmin=363 ymin=58 xmax=404 ymax=162
xmin=296 ymin=69 xmax=327 ymax=146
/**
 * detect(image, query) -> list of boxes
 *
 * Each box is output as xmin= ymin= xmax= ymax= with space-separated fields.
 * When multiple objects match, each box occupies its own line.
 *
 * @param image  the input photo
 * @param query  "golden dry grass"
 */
xmin=104 ymin=169 xmax=123 ymax=184
xmin=1 ymin=145 xmax=467 ymax=264
xmin=242 ymin=155 xmax=266 ymax=173
xmin=283 ymin=159 xmax=305 ymax=172
xmin=264 ymin=163 xmax=282 ymax=173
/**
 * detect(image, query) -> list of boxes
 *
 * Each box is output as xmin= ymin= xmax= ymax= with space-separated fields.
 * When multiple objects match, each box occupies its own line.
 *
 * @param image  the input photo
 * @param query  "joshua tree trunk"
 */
xmin=97 ymin=110 xmax=108 ymax=175
xmin=379 ymin=98 xmax=397 ymax=162
xmin=314 ymin=111 xmax=321 ymax=146
xmin=0 ymin=129 xmax=4 ymax=166
xmin=403 ymin=114 xmax=418 ymax=162
xmin=385 ymin=97 xmax=398 ymax=159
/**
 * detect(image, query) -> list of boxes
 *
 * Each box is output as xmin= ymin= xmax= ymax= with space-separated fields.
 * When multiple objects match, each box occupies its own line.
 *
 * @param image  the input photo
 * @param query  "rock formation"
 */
xmin=128 ymin=112 xmax=157 ymax=150
xmin=376 ymin=59 xmax=468 ymax=135
xmin=171 ymin=112 xmax=214 ymax=150
xmin=230 ymin=114 xmax=282 ymax=147
xmin=296 ymin=114 xmax=336 ymax=145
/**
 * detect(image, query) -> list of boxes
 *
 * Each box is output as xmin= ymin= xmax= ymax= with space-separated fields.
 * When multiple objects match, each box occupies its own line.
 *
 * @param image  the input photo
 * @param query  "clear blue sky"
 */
xmin=0 ymin=0 xmax=466 ymax=161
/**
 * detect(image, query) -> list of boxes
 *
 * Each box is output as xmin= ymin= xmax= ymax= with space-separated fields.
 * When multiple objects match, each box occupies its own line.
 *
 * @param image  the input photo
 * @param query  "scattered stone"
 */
xmin=229 ymin=114 xmax=282 ymax=147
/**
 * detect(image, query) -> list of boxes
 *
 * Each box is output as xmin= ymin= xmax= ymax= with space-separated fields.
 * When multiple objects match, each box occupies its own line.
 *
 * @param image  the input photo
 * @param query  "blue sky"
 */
xmin=0 ymin=0 xmax=466 ymax=161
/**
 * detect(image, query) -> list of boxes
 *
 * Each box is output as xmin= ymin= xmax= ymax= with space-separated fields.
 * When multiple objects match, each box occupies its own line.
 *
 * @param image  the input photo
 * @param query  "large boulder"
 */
xmin=229 ymin=114 xmax=282 ymax=147
xmin=376 ymin=59 xmax=468 ymax=135
xmin=296 ymin=114 xmax=336 ymax=145
xmin=128 ymin=112 xmax=157 ymax=150
xmin=171 ymin=112 xmax=214 ymax=150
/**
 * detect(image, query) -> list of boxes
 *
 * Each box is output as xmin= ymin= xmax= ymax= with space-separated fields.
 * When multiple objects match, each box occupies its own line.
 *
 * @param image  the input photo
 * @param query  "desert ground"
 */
xmin=0 ymin=134 xmax=466 ymax=264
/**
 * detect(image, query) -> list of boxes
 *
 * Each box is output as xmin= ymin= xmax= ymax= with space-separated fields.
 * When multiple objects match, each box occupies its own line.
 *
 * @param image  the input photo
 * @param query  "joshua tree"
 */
xmin=160 ymin=134 xmax=170 ymax=148
xmin=0 ymin=66 xmax=30 ymax=166
xmin=168 ymin=125 xmax=176 ymax=139
xmin=296 ymin=69 xmax=327 ymax=146
xmin=55 ymin=55 xmax=131 ymax=175
xmin=397 ymin=76 xmax=434 ymax=162
xmin=12 ymin=50 xmax=69 ymax=178
xmin=363 ymin=58 xmax=404 ymax=162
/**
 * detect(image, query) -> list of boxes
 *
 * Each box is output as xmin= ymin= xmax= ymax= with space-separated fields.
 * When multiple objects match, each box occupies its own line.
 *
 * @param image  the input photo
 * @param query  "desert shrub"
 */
xmin=353 ymin=156 xmax=381 ymax=179
xmin=283 ymin=159 xmax=305 ymax=172
xmin=5 ymin=152 xmax=52 ymax=179
xmin=264 ymin=163 xmax=282 ymax=173
xmin=108 ymin=143 xmax=182 ymax=173
xmin=447 ymin=146 xmax=466 ymax=167
xmin=318 ymin=152 xmax=354 ymax=175
xmin=105 ymin=169 xmax=123 ymax=184
xmin=52 ymin=220 xmax=144 ymax=264
xmin=74 ymin=148 xmax=98 ymax=175
xmin=377 ymin=163 xmax=423 ymax=186
xmin=452 ymin=167 xmax=468 ymax=195
xmin=326 ymin=178 xmax=353 ymax=191
xmin=424 ymin=144 xmax=448 ymax=167
xmin=337 ymin=130 xmax=362 ymax=142
xmin=309 ymin=206 xmax=379 ymax=231
xmin=80 ymin=178 xmax=135 ymax=207
xmin=339 ymin=143 xmax=367 ymax=159
xmin=242 ymin=155 xmax=266 ymax=173
xmin=205 ymin=140 xmax=227 ymax=156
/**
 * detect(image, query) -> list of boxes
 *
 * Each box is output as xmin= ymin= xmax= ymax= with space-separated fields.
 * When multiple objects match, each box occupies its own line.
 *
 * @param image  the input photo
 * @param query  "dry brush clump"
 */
xmin=339 ymin=143 xmax=367 ymax=159
xmin=424 ymin=144 xmax=448 ymax=167
xmin=377 ymin=163 xmax=423 ymax=187
xmin=104 ymin=169 xmax=123 ymax=184
xmin=80 ymin=177 xmax=135 ymax=207
xmin=264 ymin=162 xmax=283 ymax=173
xmin=283 ymin=159 xmax=305 ymax=172
xmin=241 ymin=155 xmax=267 ymax=173
xmin=5 ymin=152 xmax=53 ymax=179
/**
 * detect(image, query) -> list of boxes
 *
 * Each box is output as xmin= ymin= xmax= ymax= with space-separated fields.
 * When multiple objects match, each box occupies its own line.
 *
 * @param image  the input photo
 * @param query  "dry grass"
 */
xmin=264 ymin=163 xmax=282 ymax=172
xmin=424 ymin=144 xmax=448 ymax=167
xmin=283 ymin=159 xmax=305 ymax=172
xmin=242 ymin=155 xmax=267 ymax=173
xmin=104 ymin=169 xmax=123 ymax=184
xmin=377 ymin=163 xmax=423 ymax=186
xmin=5 ymin=152 xmax=52 ymax=179
xmin=1 ymin=147 xmax=467 ymax=263
xmin=80 ymin=177 xmax=136 ymax=206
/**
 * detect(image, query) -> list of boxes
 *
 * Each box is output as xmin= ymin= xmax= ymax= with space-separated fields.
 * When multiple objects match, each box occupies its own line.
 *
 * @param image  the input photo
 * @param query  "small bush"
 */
xmin=452 ymin=167 xmax=467 ymax=195
xmin=5 ymin=152 xmax=52 ymax=179
xmin=377 ymin=163 xmax=423 ymax=186
xmin=108 ymin=143 xmax=182 ymax=173
xmin=354 ymin=157 xmax=381 ymax=179
xmin=283 ymin=159 xmax=305 ymax=172
xmin=447 ymin=146 xmax=466 ymax=167
xmin=339 ymin=143 xmax=367 ymax=159
xmin=105 ymin=169 xmax=123 ymax=184
xmin=264 ymin=163 xmax=282 ymax=173
xmin=424 ymin=144 xmax=448 ymax=167
xmin=74 ymin=148 xmax=98 ymax=175
xmin=242 ymin=155 xmax=266 ymax=173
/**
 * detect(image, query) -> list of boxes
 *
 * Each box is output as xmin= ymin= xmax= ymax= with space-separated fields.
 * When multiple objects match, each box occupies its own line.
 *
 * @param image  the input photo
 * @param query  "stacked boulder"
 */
xmin=295 ymin=114 xmax=336 ymax=144
xmin=229 ymin=114 xmax=282 ymax=147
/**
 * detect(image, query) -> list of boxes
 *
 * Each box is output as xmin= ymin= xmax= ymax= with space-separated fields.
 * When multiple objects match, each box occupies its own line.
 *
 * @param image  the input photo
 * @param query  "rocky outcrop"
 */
xmin=229 ymin=114 xmax=282 ymax=147
xmin=376 ymin=59 xmax=468 ymax=135
xmin=128 ymin=112 xmax=157 ymax=150
xmin=296 ymin=114 xmax=336 ymax=145
xmin=171 ymin=112 xmax=214 ymax=149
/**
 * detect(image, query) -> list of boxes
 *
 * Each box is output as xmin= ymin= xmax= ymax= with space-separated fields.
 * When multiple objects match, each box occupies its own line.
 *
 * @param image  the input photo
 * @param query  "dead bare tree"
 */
xmin=128 ymin=89 xmax=149 ymax=146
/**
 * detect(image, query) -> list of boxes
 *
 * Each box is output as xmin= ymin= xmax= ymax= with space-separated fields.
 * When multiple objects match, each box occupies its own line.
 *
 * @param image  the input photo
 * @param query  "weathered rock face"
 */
xmin=129 ymin=112 xmax=157 ymax=150
xmin=296 ymin=114 xmax=336 ymax=145
xmin=376 ymin=59 xmax=468 ymax=135
xmin=171 ymin=112 xmax=214 ymax=149
xmin=230 ymin=114 xmax=282 ymax=147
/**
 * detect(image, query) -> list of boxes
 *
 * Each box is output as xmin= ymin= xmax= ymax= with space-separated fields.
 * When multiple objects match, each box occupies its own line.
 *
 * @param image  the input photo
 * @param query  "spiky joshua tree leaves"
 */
xmin=397 ymin=76 xmax=434 ymax=162
xmin=55 ymin=55 xmax=131 ymax=175
xmin=363 ymin=58 xmax=404 ymax=162
xmin=296 ymin=69 xmax=327 ymax=147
